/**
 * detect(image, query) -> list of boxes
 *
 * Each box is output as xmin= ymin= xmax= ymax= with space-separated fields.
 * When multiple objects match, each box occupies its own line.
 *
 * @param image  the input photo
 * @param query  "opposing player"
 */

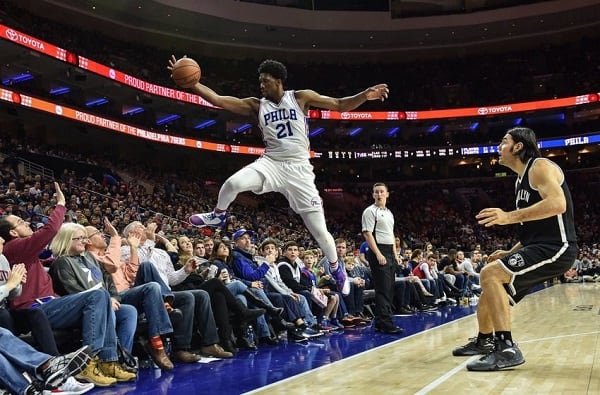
xmin=453 ymin=127 xmax=577 ymax=371
xmin=168 ymin=56 xmax=389 ymax=269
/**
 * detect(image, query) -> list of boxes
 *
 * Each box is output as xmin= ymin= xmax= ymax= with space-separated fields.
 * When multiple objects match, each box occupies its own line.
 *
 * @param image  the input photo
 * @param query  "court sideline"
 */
xmin=247 ymin=283 xmax=600 ymax=395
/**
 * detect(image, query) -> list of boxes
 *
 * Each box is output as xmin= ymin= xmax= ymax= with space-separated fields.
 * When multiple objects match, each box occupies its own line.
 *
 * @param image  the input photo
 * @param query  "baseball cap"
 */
xmin=232 ymin=228 xmax=252 ymax=241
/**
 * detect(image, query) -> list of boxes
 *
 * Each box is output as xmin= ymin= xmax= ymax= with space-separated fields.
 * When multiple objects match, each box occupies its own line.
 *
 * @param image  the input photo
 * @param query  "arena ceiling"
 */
xmin=9 ymin=0 xmax=600 ymax=62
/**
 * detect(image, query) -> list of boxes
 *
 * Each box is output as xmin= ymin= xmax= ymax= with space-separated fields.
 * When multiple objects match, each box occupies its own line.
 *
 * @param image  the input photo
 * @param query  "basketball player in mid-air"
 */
xmin=453 ymin=127 xmax=577 ymax=371
xmin=168 ymin=56 xmax=389 ymax=272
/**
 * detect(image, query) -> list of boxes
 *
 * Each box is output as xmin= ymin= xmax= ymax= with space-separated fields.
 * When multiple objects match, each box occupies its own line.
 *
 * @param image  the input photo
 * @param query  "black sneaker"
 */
xmin=287 ymin=328 xmax=308 ymax=343
xmin=40 ymin=345 xmax=93 ymax=388
xmin=467 ymin=342 xmax=525 ymax=371
xmin=452 ymin=337 xmax=495 ymax=356
xmin=374 ymin=321 xmax=403 ymax=334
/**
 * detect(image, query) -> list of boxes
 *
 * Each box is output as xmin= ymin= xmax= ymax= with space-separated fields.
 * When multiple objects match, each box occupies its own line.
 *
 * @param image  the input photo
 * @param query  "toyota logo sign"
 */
xmin=5 ymin=29 xmax=18 ymax=41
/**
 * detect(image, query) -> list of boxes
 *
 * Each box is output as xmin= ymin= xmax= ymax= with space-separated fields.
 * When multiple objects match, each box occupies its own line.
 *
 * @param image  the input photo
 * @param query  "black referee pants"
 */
xmin=367 ymin=244 xmax=395 ymax=327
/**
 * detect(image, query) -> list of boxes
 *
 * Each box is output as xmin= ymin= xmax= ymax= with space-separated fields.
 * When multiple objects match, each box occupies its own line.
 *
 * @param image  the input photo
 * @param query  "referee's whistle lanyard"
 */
xmin=372 ymin=206 xmax=395 ymax=268
xmin=371 ymin=207 xmax=384 ymax=265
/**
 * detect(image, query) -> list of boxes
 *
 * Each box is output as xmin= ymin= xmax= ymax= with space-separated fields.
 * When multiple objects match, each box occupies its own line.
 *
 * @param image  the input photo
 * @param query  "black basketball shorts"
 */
xmin=499 ymin=242 xmax=577 ymax=304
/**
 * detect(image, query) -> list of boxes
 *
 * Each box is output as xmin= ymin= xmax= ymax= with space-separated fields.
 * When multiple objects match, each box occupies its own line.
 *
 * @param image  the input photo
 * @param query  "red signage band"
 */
xmin=1 ymin=23 xmax=599 ymax=121
xmin=0 ymin=88 xmax=280 ymax=157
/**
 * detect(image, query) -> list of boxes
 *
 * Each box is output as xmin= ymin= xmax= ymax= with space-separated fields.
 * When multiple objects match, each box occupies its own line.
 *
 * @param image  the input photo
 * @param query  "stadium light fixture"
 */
xmin=194 ymin=120 xmax=217 ymax=129
xmin=349 ymin=127 xmax=363 ymax=137
xmin=309 ymin=127 xmax=325 ymax=137
xmin=156 ymin=114 xmax=181 ymax=125
xmin=2 ymin=73 xmax=34 ymax=85
xmin=386 ymin=127 xmax=400 ymax=137
xmin=49 ymin=87 xmax=71 ymax=95
xmin=85 ymin=98 xmax=109 ymax=107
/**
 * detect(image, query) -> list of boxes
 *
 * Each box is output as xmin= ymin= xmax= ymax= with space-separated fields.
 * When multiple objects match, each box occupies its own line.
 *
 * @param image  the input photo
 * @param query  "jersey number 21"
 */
xmin=276 ymin=121 xmax=293 ymax=139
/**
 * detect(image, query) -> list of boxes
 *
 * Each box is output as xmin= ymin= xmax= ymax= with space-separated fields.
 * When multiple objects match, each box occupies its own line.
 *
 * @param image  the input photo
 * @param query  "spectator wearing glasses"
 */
xmin=84 ymin=218 xmax=176 ymax=371
xmin=50 ymin=223 xmax=138 ymax=383
xmin=0 ymin=182 xmax=123 ymax=387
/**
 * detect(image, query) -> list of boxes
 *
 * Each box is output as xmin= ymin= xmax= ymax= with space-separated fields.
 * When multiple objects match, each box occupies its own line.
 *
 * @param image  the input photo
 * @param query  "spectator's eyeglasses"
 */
xmin=11 ymin=219 xmax=27 ymax=230
xmin=88 ymin=230 xmax=105 ymax=238
xmin=72 ymin=236 xmax=90 ymax=242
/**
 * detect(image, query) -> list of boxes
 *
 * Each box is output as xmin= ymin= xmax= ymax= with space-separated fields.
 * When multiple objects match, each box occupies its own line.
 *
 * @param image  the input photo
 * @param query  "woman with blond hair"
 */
xmin=51 ymin=223 xmax=137 ymax=385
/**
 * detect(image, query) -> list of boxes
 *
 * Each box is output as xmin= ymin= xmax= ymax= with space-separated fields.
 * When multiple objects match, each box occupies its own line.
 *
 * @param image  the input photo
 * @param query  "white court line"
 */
xmin=243 ymin=314 xmax=477 ymax=395
xmin=415 ymin=330 xmax=600 ymax=394
xmin=414 ymin=356 xmax=479 ymax=395
xmin=518 ymin=330 xmax=600 ymax=344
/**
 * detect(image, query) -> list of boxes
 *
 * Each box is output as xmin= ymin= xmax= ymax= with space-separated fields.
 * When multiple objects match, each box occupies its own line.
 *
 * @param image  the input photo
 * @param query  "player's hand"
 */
xmin=366 ymin=83 xmax=389 ymax=102
xmin=476 ymin=208 xmax=510 ymax=227
xmin=167 ymin=55 xmax=187 ymax=76
xmin=488 ymin=250 xmax=508 ymax=262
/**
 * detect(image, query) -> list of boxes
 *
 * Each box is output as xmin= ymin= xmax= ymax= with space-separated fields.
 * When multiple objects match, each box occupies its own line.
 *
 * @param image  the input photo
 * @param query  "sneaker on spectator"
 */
xmin=314 ymin=323 xmax=332 ymax=332
xmin=395 ymin=306 xmax=414 ymax=316
xmin=43 ymin=377 xmax=95 ymax=395
xmin=188 ymin=211 xmax=227 ymax=227
xmin=24 ymin=383 xmax=44 ymax=395
xmin=329 ymin=318 xmax=345 ymax=330
xmin=40 ymin=345 xmax=93 ymax=389
xmin=452 ymin=337 xmax=495 ymax=356
xmin=286 ymin=328 xmax=308 ymax=343
xmin=466 ymin=340 xmax=525 ymax=371
xmin=374 ymin=322 xmax=403 ymax=334
xmin=419 ymin=304 xmax=438 ymax=312
xmin=301 ymin=326 xmax=322 ymax=339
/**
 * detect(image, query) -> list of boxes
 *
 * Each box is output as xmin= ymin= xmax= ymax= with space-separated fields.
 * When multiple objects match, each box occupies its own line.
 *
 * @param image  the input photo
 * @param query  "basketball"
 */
xmin=171 ymin=57 xmax=201 ymax=88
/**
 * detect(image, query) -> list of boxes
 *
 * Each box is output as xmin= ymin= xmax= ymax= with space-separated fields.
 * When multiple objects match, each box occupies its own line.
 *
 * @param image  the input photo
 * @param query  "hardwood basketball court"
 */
xmin=248 ymin=283 xmax=599 ymax=395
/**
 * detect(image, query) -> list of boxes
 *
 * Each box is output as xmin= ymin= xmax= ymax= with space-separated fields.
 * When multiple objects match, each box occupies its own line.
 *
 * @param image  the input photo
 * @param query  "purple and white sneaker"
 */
xmin=188 ymin=211 xmax=227 ymax=227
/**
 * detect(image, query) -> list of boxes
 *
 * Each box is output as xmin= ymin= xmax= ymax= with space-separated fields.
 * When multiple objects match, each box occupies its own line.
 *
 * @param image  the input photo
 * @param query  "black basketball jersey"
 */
xmin=515 ymin=158 xmax=577 ymax=246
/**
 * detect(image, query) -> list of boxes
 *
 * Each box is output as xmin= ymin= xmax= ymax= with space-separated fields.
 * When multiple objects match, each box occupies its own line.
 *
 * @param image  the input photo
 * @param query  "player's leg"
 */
xmin=299 ymin=211 xmax=337 ymax=264
xmin=189 ymin=166 xmax=265 ymax=227
xmin=466 ymin=261 xmax=525 ymax=371
xmin=453 ymin=261 xmax=510 ymax=357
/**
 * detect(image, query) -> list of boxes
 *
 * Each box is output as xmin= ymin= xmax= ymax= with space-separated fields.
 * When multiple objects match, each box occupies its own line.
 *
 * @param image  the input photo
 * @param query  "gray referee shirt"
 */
xmin=361 ymin=204 xmax=395 ymax=245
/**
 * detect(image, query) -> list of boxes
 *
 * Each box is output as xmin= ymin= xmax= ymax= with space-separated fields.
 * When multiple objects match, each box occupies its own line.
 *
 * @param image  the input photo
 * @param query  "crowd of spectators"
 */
xmin=1 ymin=129 xmax=598 ymax=261
xmin=1 ymin=1 xmax=598 ymax=256
xmin=0 ymin=3 xmax=598 ymax=391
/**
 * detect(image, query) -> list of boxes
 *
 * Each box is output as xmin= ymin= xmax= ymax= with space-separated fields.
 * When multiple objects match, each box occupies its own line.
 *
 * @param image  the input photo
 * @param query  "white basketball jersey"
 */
xmin=258 ymin=90 xmax=310 ymax=161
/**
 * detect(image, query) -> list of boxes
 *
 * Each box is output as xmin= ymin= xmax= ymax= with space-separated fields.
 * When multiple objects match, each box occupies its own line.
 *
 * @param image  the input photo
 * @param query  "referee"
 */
xmin=361 ymin=182 xmax=402 ymax=334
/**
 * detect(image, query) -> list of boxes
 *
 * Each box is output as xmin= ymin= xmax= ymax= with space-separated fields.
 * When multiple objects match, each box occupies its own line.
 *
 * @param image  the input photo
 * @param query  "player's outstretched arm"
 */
xmin=296 ymin=83 xmax=389 ymax=112
xmin=476 ymin=160 xmax=566 ymax=226
xmin=189 ymin=83 xmax=258 ymax=117
xmin=168 ymin=55 xmax=258 ymax=117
